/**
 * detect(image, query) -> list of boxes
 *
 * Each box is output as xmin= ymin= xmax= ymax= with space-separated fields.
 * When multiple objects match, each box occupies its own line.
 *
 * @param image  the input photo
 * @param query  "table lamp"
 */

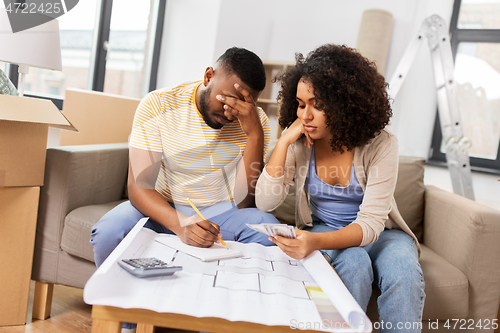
xmin=0 ymin=8 xmax=62 ymax=96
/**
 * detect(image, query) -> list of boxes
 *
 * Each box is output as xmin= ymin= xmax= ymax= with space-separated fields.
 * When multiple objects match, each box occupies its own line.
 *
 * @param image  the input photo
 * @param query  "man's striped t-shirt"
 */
xmin=129 ymin=80 xmax=271 ymax=207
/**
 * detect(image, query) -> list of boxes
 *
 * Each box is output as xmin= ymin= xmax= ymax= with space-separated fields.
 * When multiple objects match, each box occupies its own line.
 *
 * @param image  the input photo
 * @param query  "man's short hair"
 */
xmin=216 ymin=47 xmax=266 ymax=92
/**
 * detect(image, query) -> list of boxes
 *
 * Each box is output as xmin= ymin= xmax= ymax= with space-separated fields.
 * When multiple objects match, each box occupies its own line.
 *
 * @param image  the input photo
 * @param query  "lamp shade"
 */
xmin=0 ymin=8 xmax=62 ymax=71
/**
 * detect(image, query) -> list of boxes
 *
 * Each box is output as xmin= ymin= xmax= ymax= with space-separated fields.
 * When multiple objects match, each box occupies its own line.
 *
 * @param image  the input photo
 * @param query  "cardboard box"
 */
xmin=0 ymin=94 xmax=76 ymax=326
xmin=59 ymin=88 xmax=140 ymax=146
xmin=0 ymin=187 xmax=40 ymax=325
xmin=0 ymin=94 xmax=76 ymax=187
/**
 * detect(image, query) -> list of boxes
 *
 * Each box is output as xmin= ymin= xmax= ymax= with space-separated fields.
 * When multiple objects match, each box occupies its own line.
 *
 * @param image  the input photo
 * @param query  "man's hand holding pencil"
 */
xmin=175 ymin=198 xmax=228 ymax=249
xmin=177 ymin=215 xmax=221 ymax=248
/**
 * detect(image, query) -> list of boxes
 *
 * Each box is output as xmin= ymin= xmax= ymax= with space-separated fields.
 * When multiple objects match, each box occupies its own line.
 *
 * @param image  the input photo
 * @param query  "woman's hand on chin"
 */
xmin=269 ymin=230 xmax=318 ymax=260
xmin=280 ymin=118 xmax=313 ymax=148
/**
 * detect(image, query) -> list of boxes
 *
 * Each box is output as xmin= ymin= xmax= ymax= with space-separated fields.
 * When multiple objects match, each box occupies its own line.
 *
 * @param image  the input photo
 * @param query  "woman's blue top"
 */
xmin=304 ymin=146 xmax=364 ymax=230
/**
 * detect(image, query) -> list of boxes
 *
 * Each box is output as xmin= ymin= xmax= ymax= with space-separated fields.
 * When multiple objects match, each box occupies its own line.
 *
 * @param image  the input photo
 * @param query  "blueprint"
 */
xmin=84 ymin=218 xmax=371 ymax=332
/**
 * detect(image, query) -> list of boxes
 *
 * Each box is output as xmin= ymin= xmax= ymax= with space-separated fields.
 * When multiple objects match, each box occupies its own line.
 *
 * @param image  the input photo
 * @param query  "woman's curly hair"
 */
xmin=276 ymin=44 xmax=392 ymax=153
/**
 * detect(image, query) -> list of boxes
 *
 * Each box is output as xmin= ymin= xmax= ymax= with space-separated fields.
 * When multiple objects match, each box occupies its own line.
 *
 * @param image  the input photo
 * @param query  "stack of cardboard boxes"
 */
xmin=0 ymin=94 xmax=75 ymax=326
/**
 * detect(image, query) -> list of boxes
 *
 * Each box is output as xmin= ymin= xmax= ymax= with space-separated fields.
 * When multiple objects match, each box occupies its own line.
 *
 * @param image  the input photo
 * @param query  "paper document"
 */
xmin=84 ymin=218 xmax=371 ymax=332
xmin=155 ymin=234 xmax=243 ymax=261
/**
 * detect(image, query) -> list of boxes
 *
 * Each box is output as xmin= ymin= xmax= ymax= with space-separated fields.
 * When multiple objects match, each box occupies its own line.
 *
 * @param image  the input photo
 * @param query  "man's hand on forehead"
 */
xmin=223 ymin=88 xmax=245 ymax=102
xmin=216 ymin=83 xmax=262 ymax=137
xmin=216 ymin=83 xmax=255 ymax=111
xmin=219 ymin=83 xmax=252 ymax=103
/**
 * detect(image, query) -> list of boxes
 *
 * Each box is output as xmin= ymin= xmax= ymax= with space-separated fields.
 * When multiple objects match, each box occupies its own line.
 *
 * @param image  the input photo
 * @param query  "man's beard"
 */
xmin=199 ymin=86 xmax=224 ymax=129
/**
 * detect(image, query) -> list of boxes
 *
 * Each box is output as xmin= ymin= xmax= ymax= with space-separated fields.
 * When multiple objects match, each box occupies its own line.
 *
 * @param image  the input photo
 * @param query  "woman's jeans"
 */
xmin=305 ymin=221 xmax=425 ymax=333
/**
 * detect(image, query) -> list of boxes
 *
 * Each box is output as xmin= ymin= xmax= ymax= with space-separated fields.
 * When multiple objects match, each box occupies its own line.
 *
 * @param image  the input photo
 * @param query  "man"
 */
xmin=90 ymin=47 xmax=280 ymax=269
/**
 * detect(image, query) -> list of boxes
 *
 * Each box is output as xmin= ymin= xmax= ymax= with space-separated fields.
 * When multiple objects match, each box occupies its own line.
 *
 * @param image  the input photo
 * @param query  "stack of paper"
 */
xmin=155 ymin=235 xmax=243 ymax=262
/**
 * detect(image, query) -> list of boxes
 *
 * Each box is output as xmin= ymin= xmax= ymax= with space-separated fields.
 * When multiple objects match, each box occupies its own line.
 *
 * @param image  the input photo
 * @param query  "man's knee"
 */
xmin=90 ymin=201 xmax=144 ymax=266
xmin=229 ymin=209 xmax=278 ymax=245
xmin=90 ymin=202 xmax=139 ymax=243
xmin=244 ymin=208 xmax=280 ymax=225
xmin=90 ymin=219 xmax=131 ymax=267
xmin=90 ymin=218 xmax=130 ymax=246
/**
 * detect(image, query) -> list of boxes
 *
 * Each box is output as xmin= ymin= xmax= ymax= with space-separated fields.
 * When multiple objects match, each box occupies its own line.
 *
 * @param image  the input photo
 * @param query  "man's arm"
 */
xmin=128 ymin=148 xmax=221 ymax=247
xmin=217 ymin=83 xmax=267 ymax=208
xmin=234 ymin=122 xmax=264 ymax=209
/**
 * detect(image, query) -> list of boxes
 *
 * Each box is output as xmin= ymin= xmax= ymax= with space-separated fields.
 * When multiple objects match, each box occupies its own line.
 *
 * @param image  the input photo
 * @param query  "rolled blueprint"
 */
xmin=356 ymin=9 xmax=394 ymax=76
xmin=302 ymin=251 xmax=372 ymax=332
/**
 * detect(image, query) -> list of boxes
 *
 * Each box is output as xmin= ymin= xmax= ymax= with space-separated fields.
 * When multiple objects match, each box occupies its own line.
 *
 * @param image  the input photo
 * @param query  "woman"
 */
xmin=255 ymin=44 xmax=425 ymax=332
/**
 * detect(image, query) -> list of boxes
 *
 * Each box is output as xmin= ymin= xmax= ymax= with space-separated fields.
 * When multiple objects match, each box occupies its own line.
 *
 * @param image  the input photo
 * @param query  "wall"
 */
xmin=156 ymin=0 xmax=222 ymax=87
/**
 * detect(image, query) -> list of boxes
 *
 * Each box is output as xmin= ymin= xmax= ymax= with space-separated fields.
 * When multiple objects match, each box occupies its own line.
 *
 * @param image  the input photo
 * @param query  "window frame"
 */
xmin=428 ymin=0 xmax=500 ymax=174
xmin=7 ymin=0 xmax=166 ymax=108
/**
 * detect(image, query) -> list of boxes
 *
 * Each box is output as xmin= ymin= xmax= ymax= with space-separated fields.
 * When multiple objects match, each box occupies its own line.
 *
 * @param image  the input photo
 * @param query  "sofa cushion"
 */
xmin=419 ymin=244 xmax=469 ymax=319
xmin=61 ymin=200 xmax=126 ymax=262
xmin=394 ymin=156 xmax=425 ymax=241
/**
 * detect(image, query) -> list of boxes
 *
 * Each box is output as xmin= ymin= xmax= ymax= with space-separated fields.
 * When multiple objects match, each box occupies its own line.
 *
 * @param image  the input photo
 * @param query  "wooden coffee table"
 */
xmin=91 ymin=304 xmax=322 ymax=333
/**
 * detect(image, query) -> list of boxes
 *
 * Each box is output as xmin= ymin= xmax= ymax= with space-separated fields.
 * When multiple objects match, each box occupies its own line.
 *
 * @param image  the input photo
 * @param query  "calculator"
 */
xmin=118 ymin=257 xmax=182 ymax=278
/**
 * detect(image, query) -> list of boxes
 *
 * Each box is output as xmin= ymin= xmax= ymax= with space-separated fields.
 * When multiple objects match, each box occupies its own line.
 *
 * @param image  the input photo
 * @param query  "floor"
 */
xmin=0 ymin=282 xmax=92 ymax=333
xmin=0 ymin=281 xmax=195 ymax=333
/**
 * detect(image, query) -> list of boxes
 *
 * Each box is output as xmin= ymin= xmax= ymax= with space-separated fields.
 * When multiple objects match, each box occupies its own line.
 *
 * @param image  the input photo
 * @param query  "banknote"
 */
xmin=246 ymin=223 xmax=296 ymax=239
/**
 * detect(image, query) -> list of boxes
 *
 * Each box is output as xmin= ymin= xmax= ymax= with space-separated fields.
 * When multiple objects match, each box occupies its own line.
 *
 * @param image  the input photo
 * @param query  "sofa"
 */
xmin=31 ymin=142 xmax=500 ymax=332
xmin=30 ymin=143 xmax=129 ymax=319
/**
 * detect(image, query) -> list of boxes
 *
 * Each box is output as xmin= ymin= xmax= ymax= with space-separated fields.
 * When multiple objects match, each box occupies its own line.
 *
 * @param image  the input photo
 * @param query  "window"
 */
xmin=23 ymin=0 xmax=99 ymax=98
xmin=6 ymin=0 xmax=165 ymax=105
xmin=103 ymin=0 xmax=153 ymax=97
xmin=429 ymin=0 xmax=500 ymax=173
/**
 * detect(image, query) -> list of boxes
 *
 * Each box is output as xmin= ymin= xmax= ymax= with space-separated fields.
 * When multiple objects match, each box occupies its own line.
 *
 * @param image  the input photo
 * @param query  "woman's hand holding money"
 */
xmin=269 ymin=230 xmax=318 ymax=260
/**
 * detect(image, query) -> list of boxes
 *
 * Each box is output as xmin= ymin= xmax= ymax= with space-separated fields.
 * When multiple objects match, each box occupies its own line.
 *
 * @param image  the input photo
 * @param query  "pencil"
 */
xmin=186 ymin=198 xmax=228 ymax=248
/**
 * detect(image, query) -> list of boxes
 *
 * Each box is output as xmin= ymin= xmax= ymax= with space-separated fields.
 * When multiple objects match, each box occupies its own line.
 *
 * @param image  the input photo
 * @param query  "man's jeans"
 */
xmin=306 ymin=221 xmax=426 ymax=333
xmin=90 ymin=200 xmax=279 ymax=267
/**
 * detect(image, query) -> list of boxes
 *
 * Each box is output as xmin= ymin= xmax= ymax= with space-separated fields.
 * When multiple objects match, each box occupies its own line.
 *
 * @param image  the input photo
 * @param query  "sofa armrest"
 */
xmin=32 ymin=143 xmax=129 ymax=283
xmin=423 ymin=185 xmax=500 ymax=323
